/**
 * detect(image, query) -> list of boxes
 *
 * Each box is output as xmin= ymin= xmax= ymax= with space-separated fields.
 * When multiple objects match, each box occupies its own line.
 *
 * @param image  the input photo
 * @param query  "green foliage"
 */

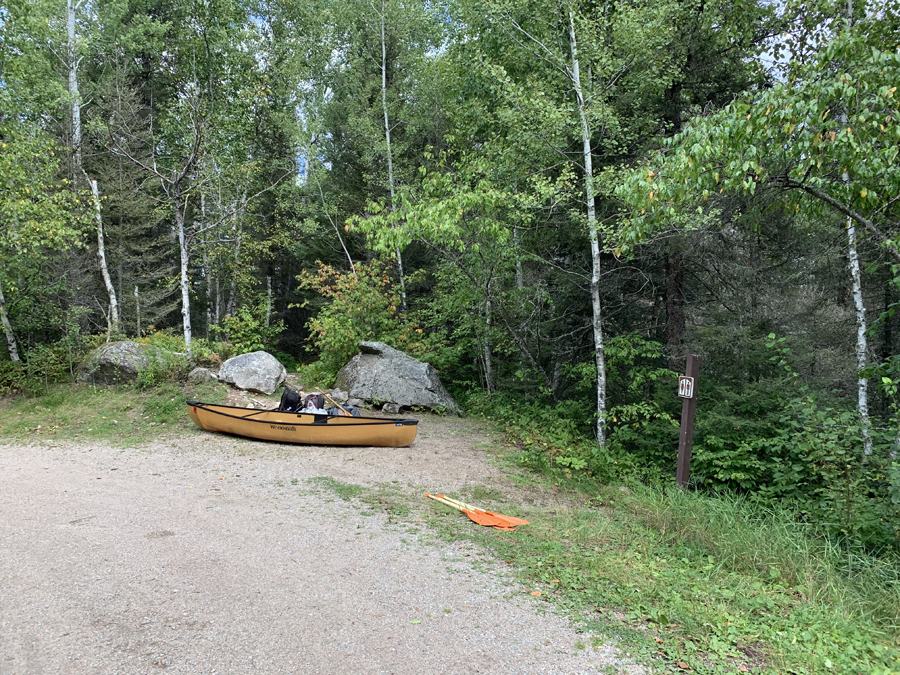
xmin=133 ymin=332 xmax=223 ymax=387
xmin=423 ymin=473 xmax=900 ymax=675
xmin=0 ymin=361 xmax=28 ymax=395
xmin=135 ymin=349 xmax=190 ymax=389
xmin=273 ymin=351 xmax=299 ymax=372
xmin=685 ymin=335 xmax=900 ymax=551
xmin=296 ymin=260 xmax=443 ymax=383
xmin=0 ymin=118 xmax=89 ymax=266
xmin=217 ymin=304 xmax=286 ymax=355
xmin=616 ymin=28 xmax=900 ymax=257
xmin=489 ymin=335 xmax=679 ymax=480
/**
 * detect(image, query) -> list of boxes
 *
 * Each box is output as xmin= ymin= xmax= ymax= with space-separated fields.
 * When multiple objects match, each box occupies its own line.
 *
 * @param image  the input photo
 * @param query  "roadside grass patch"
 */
xmin=307 ymin=476 xmax=368 ymax=501
xmin=0 ymin=380 xmax=226 ymax=444
xmin=423 ymin=479 xmax=900 ymax=675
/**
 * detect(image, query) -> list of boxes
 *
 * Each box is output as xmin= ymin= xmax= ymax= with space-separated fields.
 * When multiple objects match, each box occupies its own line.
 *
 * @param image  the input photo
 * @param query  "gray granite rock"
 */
xmin=335 ymin=341 xmax=461 ymax=415
xmin=78 ymin=341 xmax=151 ymax=385
xmin=219 ymin=351 xmax=286 ymax=395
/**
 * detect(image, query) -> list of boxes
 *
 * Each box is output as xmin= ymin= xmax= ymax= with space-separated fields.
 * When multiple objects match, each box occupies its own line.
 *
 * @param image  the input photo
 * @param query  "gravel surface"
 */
xmin=0 ymin=416 xmax=645 ymax=674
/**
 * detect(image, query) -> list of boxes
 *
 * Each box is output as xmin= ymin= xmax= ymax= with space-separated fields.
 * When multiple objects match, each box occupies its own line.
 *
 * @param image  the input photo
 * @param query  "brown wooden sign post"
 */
xmin=676 ymin=355 xmax=700 ymax=487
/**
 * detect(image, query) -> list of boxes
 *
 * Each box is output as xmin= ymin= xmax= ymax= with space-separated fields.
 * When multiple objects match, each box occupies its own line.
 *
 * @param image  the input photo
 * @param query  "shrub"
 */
xmin=216 ymin=303 xmax=285 ymax=355
xmin=296 ymin=260 xmax=443 ymax=383
xmin=135 ymin=347 xmax=190 ymax=389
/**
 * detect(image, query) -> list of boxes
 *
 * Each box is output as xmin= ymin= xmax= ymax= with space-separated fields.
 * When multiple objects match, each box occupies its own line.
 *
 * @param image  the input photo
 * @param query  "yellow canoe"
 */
xmin=186 ymin=401 xmax=418 ymax=447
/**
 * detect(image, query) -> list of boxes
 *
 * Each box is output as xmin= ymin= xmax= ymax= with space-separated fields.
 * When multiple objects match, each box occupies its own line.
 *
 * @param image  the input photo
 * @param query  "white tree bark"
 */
xmin=0 ymin=279 xmax=20 ymax=362
xmin=174 ymin=184 xmax=193 ymax=351
xmin=134 ymin=286 xmax=140 ymax=336
xmin=67 ymin=0 xmax=82 ymax=171
xmin=847 ymin=217 xmax=872 ymax=456
xmin=568 ymin=7 xmax=607 ymax=446
xmin=379 ymin=2 xmax=408 ymax=312
xmin=69 ymin=0 xmax=118 ymax=332
xmin=89 ymin=178 xmax=119 ymax=330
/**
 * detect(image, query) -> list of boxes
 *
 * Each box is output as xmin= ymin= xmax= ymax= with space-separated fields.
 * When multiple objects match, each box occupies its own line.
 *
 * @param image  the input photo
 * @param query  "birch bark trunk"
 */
xmin=0 ymin=280 xmax=20 ymax=362
xmin=847 ymin=217 xmax=872 ymax=457
xmin=69 ymin=0 xmax=118 ymax=331
xmin=134 ymin=286 xmax=140 ymax=336
xmin=67 ymin=0 xmax=82 ymax=171
xmin=568 ymin=7 xmax=607 ymax=446
xmin=379 ymin=3 xmax=407 ymax=312
xmin=174 ymin=183 xmax=193 ymax=351
xmin=89 ymin=178 xmax=119 ymax=330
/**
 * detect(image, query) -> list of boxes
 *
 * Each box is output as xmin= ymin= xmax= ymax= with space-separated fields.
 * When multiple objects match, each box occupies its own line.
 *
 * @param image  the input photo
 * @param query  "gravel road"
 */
xmin=0 ymin=416 xmax=643 ymax=675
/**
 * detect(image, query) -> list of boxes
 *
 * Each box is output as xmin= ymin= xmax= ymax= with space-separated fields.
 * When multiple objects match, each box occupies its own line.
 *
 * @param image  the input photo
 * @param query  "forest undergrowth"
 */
xmin=451 ymin=393 xmax=900 ymax=675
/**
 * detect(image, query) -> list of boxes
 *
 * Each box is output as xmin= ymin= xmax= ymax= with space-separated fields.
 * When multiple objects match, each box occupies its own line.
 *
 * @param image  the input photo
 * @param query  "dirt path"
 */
xmin=0 ymin=415 xmax=643 ymax=674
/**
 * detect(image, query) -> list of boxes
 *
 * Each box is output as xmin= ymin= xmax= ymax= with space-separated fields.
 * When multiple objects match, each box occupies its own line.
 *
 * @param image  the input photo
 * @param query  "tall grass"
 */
xmin=624 ymin=484 xmax=900 ymax=628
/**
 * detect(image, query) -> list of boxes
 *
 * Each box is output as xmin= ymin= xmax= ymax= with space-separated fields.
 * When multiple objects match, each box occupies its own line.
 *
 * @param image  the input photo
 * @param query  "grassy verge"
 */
xmin=0 ymin=380 xmax=226 ymax=445
xmin=311 ymin=469 xmax=900 ymax=674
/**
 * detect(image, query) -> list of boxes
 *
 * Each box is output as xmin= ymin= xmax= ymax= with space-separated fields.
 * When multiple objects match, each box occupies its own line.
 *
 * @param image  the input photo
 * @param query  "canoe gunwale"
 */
xmin=186 ymin=400 xmax=419 ymax=428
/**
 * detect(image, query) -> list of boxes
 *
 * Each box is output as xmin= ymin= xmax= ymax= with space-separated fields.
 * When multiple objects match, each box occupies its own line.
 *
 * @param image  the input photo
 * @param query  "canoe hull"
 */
xmin=187 ymin=401 xmax=418 ymax=447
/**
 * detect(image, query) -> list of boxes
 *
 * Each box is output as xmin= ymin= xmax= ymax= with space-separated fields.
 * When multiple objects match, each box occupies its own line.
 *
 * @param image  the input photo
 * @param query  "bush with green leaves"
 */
xmin=296 ymin=260 xmax=444 ymax=384
xmin=216 ymin=303 xmax=285 ymax=355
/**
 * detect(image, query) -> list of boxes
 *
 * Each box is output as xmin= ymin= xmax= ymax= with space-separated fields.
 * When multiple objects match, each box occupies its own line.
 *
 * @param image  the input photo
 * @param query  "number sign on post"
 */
xmin=676 ymin=355 xmax=700 ymax=487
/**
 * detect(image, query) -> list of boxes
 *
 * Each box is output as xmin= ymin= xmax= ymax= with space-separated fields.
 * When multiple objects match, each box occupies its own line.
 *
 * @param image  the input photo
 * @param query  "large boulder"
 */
xmin=335 ymin=341 xmax=461 ymax=415
xmin=78 ymin=341 xmax=153 ymax=385
xmin=219 ymin=351 xmax=286 ymax=395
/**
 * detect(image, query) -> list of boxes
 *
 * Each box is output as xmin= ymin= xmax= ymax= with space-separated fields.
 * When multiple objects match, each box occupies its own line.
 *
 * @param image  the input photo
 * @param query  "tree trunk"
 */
xmin=67 ymin=0 xmax=82 ymax=172
xmin=89 ymin=178 xmax=119 ymax=332
xmin=0 ymin=279 xmax=20 ymax=362
xmin=70 ymin=0 xmax=118 ymax=332
xmin=174 ymin=184 xmax=192 ymax=351
xmin=847 ymin=217 xmax=872 ymax=457
xmin=568 ymin=7 xmax=607 ymax=446
xmin=484 ymin=293 xmax=494 ymax=393
xmin=379 ymin=3 xmax=407 ymax=312
xmin=134 ymin=286 xmax=140 ymax=337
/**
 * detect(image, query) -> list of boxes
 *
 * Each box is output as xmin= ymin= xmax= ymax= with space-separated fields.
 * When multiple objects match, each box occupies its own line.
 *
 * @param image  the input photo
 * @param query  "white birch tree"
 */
xmin=65 ymin=0 xmax=118 ymax=332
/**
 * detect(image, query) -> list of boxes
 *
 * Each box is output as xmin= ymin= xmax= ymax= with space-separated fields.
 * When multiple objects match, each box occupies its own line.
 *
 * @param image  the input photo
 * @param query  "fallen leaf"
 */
xmin=655 ymin=637 xmax=664 ymax=643
xmin=678 ymin=662 xmax=689 ymax=670
xmin=530 ymin=591 xmax=542 ymax=597
xmin=550 ymin=579 xmax=560 ymax=583
xmin=739 ymin=667 xmax=749 ymax=673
